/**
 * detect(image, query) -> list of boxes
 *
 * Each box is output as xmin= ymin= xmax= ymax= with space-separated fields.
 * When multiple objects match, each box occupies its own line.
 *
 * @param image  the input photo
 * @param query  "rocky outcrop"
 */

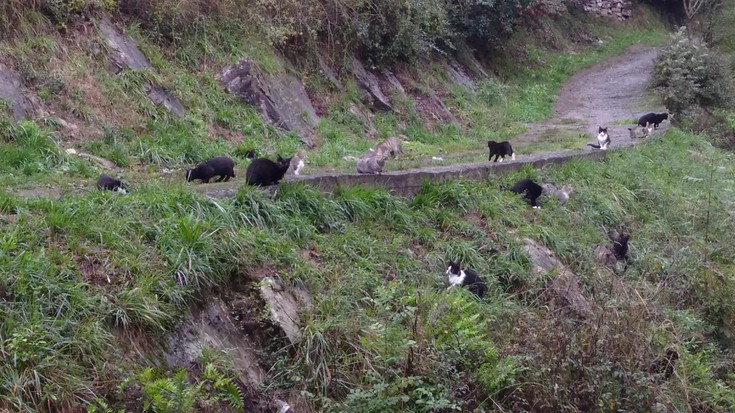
xmin=98 ymin=17 xmax=186 ymax=118
xmin=581 ymin=0 xmax=632 ymax=21
xmin=351 ymin=58 xmax=393 ymax=111
xmin=445 ymin=61 xmax=475 ymax=91
xmin=523 ymin=238 xmax=593 ymax=318
xmin=260 ymin=277 xmax=312 ymax=345
xmin=219 ymin=59 xmax=318 ymax=147
xmin=0 ymin=64 xmax=40 ymax=119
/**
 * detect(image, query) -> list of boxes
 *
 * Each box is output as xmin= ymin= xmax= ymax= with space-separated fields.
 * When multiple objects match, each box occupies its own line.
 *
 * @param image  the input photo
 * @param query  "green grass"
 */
xmin=1 ymin=129 xmax=735 ymax=411
xmin=515 ymin=128 xmax=593 ymax=153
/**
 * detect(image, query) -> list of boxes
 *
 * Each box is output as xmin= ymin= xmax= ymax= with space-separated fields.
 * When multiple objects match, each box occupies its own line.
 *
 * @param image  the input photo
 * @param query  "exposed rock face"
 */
xmin=98 ymin=17 xmax=186 ymax=118
xmin=445 ymin=61 xmax=475 ymax=91
xmin=165 ymin=297 xmax=266 ymax=385
xmin=351 ymin=57 xmax=393 ymax=111
xmin=523 ymin=237 xmax=593 ymax=318
xmin=0 ymin=64 xmax=39 ymax=119
xmin=219 ymin=59 xmax=318 ymax=147
xmin=260 ymin=277 xmax=312 ymax=345
xmin=581 ymin=0 xmax=632 ymax=21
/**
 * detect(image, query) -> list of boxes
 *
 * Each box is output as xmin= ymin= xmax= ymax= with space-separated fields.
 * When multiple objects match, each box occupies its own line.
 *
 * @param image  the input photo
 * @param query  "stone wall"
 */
xmin=581 ymin=0 xmax=632 ymax=21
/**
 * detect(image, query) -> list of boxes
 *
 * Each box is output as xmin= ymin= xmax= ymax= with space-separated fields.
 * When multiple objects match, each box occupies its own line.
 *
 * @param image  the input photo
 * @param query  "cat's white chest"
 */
xmin=447 ymin=270 xmax=466 ymax=286
xmin=294 ymin=159 xmax=304 ymax=175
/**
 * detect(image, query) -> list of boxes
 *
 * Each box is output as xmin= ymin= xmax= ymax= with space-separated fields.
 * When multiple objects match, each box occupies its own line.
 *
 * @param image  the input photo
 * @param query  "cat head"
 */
xmin=446 ymin=260 xmax=461 ymax=276
xmin=598 ymin=126 xmax=608 ymax=134
xmin=276 ymin=155 xmax=293 ymax=168
xmin=561 ymin=184 xmax=574 ymax=196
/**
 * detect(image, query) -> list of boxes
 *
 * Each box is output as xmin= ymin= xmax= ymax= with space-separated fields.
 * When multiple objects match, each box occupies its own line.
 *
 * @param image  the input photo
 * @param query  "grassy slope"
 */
xmin=0 ymin=8 xmax=667 ymax=191
xmin=1 ymin=127 xmax=735 ymax=411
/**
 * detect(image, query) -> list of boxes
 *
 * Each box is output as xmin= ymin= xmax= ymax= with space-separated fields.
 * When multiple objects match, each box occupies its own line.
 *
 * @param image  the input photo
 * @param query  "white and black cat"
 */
xmin=509 ymin=178 xmax=543 ymax=208
xmin=587 ymin=126 xmax=610 ymax=150
xmin=487 ymin=140 xmax=516 ymax=163
xmin=445 ymin=260 xmax=487 ymax=298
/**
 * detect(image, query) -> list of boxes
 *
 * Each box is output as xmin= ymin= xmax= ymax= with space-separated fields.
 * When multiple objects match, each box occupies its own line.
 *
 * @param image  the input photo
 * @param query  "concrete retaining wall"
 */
xmin=288 ymin=150 xmax=607 ymax=197
xmin=202 ymin=148 xmax=612 ymax=199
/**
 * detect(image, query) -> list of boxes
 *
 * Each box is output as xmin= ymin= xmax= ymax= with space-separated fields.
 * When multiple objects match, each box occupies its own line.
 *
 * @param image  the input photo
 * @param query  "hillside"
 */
xmin=2 ymin=1 xmax=735 ymax=412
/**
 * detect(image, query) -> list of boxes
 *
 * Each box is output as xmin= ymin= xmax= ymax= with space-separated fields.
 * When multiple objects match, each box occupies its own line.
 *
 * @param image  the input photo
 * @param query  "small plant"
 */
xmin=133 ymin=364 xmax=244 ymax=413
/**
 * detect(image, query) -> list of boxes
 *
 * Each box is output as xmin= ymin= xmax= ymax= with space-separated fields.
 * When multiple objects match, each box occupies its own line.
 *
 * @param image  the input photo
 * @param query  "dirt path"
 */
xmin=514 ymin=44 xmax=664 ymax=149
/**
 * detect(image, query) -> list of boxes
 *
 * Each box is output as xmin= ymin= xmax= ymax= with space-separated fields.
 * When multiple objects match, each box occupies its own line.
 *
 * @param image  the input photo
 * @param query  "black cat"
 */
xmin=246 ymin=155 xmax=292 ymax=186
xmin=445 ymin=260 xmax=487 ymax=298
xmin=185 ymin=156 xmax=236 ymax=183
xmin=638 ymin=112 xmax=669 ymax=129
xmin=509 ymin=178 xmax=543 ymax=208
xmin=97 ymin=174 xmax=128 ymax=193
xmin=487 ymin=140 xmax=516 ymax=163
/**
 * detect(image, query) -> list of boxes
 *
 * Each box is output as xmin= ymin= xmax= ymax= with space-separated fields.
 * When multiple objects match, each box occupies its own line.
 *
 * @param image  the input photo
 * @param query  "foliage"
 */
xmin=652 ymin=29 xmax=735 ymax=119
xmin=134 ymin=364 xmax=244 ymax=413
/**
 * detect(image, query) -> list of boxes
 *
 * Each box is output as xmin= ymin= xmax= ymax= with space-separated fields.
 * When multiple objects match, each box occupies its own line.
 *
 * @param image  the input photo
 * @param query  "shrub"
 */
xmin=651 ymin=29 xmax=735 ymax=120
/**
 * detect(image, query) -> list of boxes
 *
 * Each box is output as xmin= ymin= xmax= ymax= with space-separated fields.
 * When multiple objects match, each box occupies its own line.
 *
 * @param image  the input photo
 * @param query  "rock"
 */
xmin=0 ymin=64 xmax=39 ymax=119
xmin=445 ymin=60 xmax=475 ymax=91
xmin=74 ymin=151 xmax=119 ymax=170
xmin=259 ymin=277 xmax=313 ymax=345
xmin=165 ymin=297 xmax=265 ymax=386
xmin=381 ymin=70 xmax=405 ymax=94
xmin=56 ymin=117 xmax=80 ymax=137
xmin=351 ymin=57 xmax=393 ymax=111
xmin=144 ymin=83 xmax=186 ymax=119
xmin=347 ymin=102 xmax=378 ymax=137
xmin=98 ymin=17 xmax=149 ymax=71
xmin=317 ymin=54 xmax=344 ymax=91
xmin=219 ymin=59 xmax=318 ymax=147
xmin=580 ymin=0 xmax=632 ymax=20
xmin=523 ymin=237 xmax=593 ymax=318
xmin=594 ymin=244 xmax=617 ymax=269
xmin=98 ymin=16 xmax=185 ymax=118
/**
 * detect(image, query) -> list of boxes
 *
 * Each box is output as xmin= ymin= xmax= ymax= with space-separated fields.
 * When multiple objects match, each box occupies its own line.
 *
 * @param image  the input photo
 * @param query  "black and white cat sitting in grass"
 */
xmin=445 ymin=260 xmax=487 ymax=298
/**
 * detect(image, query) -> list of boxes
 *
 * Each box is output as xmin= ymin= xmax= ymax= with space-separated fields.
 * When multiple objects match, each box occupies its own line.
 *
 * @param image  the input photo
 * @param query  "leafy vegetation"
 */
xmin=0 ymin=128 xmax=734 ymax=410
xmin=652 ymin=28 xmax=734 ymax=120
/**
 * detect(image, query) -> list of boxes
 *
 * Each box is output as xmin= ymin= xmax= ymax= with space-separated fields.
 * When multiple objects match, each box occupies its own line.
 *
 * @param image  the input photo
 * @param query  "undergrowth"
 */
xmin=0 ymin=129 xmax=734 ymax=411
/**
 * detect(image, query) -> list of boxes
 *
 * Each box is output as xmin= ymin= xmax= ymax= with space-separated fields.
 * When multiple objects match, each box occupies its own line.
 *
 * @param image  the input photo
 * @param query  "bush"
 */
xmin=651 ymin=29 xmax=735 ymax=120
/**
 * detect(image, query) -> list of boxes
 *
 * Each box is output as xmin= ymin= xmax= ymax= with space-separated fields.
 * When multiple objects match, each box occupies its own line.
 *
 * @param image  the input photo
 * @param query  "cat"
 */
xmin=638 ymin=112 xmax=669 ymax=129
xmin=97 ymin=174 xmax=127 ymax=193
xmin=610 ymin=230 xmax=630 ymax=261
xmin=373 ymin=135 xmax=405 ymax=159
xmin=509 ymin=178 xmax=544 ymax=208
xmin=628 ymin=122 xmax=652 ymax=139
xmin=487 ymin=140 xmax=516 ymax=163
xmin=445 ymin=260 xmax=487 ymax=298
xmin=586 ymin=126 xmax=610 ymax=150
xmin=286 ymin=150 xmax=306 ymax=176
xmin=185 ymin=156 xmax=235 ymax=183
xmin=246 ymin=155 xmax=292 ymax=186
xmin=356 ymin=149 xmax=390 ymax=174
xmin=541 ymin=183 xmax=574 ymax=205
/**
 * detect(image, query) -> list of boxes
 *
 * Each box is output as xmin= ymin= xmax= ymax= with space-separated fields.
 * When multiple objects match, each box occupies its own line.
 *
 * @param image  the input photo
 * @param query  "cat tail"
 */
xmin=587 ymin=143 xmax=601 ymax=149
